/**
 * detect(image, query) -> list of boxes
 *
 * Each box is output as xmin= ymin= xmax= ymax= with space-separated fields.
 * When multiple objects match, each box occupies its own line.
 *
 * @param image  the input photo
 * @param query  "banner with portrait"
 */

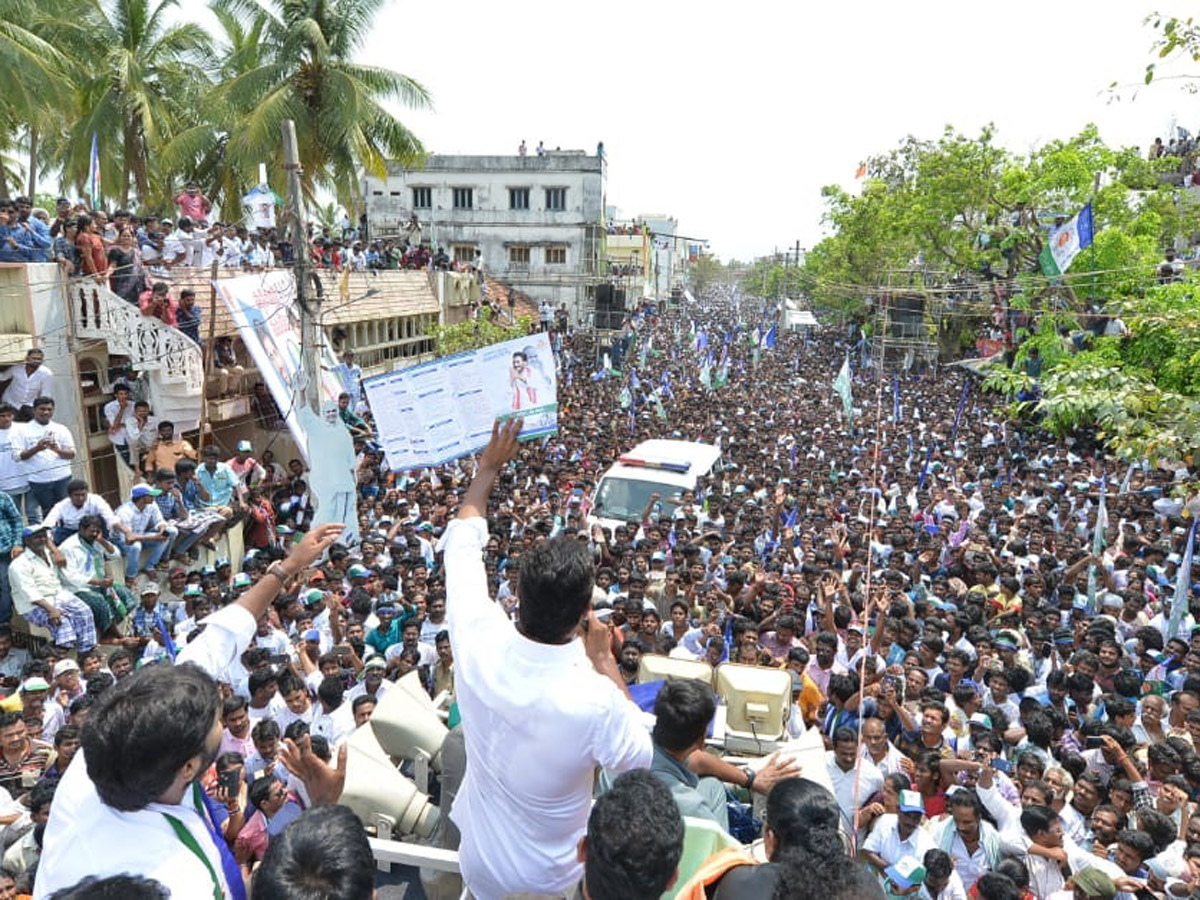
xmin=363 ymin=332 xmax=558 ymax=471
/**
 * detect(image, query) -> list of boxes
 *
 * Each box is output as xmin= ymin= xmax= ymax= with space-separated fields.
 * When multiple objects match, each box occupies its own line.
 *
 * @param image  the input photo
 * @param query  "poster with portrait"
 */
xmin=215 ymin=270 xmax=344 ymax=458
xmin=364 ymin=331 xmax=558 ymax=471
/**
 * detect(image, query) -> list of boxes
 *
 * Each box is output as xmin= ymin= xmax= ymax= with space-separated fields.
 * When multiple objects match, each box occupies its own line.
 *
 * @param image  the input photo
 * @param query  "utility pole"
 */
xmin=282 ymin=120 xmax=321 ymax=416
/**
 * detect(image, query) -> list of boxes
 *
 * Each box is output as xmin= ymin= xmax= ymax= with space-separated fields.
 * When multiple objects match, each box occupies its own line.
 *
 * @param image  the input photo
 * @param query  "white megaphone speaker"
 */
xmin=370 ymin=671 xmax=450 ymax=773
xmin=342 ymin=718 xmax=440 ymax=840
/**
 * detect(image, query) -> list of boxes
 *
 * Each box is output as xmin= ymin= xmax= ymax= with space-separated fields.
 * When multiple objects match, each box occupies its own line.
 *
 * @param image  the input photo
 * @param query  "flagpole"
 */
xmin=1089 ymin=173 xmax=1100 ymax=304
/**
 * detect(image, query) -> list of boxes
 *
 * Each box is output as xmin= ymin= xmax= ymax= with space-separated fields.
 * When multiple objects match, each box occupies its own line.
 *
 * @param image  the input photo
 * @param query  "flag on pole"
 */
xmin=917 ymin=445 xmax=933 ymax=490
xmin=950 ymin=382 xmax=969 ymax=442
xmin=699 ymin=363 xmax=712 ymax=390
xmin=696 ymin=331 xmax=708 ymax=353
xmin=1169 ymin=520 xmax=1197 ymax=640
xmin=763 ymin=324 xmax=777 ymax=350
xmin=1038 ymin=202 xmax=1095 ymax=276
xmin=88 ymin=133 xmax=101 ymax=206
xmin=1087 ymin=480 xmax=1108 ymax=613
xmin=833 ymin=354 xmax=853 ymax=421
xmin=714 ymin=356 xmax=729 ymax=389
xmin=630 ymin=368 xmax=640 ymax=391
xmin=893 ymin=375 xmax=901 ymax=422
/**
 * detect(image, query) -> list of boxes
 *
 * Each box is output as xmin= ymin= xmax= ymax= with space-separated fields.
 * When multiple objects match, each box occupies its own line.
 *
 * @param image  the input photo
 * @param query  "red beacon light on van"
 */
xmin=617 ymin=457 xmax=691 ymax=474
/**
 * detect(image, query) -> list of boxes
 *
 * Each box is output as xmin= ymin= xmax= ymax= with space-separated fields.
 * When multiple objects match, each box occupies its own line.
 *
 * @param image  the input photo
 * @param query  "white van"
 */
xmin=588 ymin=439 xmax=722 ymax=534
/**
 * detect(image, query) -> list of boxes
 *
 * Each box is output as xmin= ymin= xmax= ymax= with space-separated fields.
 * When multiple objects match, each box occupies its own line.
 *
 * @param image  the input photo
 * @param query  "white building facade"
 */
xmin=363 ymin=152 xmax=606 ymax=321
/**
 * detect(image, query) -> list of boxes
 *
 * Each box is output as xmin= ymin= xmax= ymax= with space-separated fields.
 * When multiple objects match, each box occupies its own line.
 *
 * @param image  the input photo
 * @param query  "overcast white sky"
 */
xmin=197 ymin=0 xmax=1198 ymax=261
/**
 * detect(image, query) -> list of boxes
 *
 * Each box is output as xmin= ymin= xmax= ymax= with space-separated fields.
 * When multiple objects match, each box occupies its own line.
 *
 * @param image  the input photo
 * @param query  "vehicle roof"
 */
xmin=600 ymin=440 xmax=721 ymax=487
xmin=622 ymin=439 xmax=721 ymax=471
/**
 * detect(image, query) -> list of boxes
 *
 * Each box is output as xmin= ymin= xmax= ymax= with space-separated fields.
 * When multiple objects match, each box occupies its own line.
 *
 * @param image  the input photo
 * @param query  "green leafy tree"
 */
xmin=215 ymin=0 xmax=431 ymax=211
xmin=431 ymin=312 xmax=533 ymax=357
xmin=48 ymin=0 xmax=214 ymax=207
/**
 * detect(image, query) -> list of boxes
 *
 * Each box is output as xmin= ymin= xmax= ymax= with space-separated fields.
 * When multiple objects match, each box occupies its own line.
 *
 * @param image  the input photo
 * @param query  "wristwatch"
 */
xmin=265 ymin=561 xmax=296 ymax=584
xmin=741 ymin=766 xmax=756 ymax=791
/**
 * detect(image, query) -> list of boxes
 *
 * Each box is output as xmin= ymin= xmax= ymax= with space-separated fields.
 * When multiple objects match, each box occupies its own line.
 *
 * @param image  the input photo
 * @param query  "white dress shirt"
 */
xmin=16 ymin=420 xmax=74 ymax=484
xmin=862 ymin=813 xmax=936 ymax=869
xmin=442 ymin=516 xmax=652 ymax=900
xmin=43 ymin=494 xmax=120 ymax=533
xmin=34 ymin=753 xmax=231 ymax=900
xmin=1 ymin=364 xmax=52 ymax=408
xmin=826 ymin=751 xmax=883 ymax=835
xmin=0 ymin=424 xmax=26 ymax=493
xmin=34 ymin=604 xmax=257 ymax=900
xmin=310 ymin=701 xmax=355 ymax=748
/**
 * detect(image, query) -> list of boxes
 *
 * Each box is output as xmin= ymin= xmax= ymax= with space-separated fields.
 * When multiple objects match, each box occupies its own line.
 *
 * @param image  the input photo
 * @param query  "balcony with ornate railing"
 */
xmin=69 ymin=278 xmax=203 ymax=394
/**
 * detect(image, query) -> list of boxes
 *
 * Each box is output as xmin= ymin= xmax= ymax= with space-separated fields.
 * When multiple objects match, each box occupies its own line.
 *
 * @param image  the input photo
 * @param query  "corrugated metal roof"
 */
xmin=162 ymin=268 xmax=439 ymax=338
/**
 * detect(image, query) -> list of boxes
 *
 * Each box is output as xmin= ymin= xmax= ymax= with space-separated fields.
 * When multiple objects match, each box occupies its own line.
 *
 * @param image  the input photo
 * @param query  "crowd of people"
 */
xmin=0 ymin=274 xmax=1193 ymax=899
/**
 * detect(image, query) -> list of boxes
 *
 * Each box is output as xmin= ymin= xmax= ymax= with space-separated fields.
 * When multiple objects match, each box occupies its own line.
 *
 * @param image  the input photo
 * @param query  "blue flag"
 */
xmin=917 ymin=445 xmax=934 ymax=490
xmin=630 ymin=368 xmax=640 ymax=391
xmin=763 ymin=324 xmax=777 ymax=349
xmin=893 ymin=375 xmax=901 ymax=422
xmin=159 ymin=615 xmax=178 ymax=662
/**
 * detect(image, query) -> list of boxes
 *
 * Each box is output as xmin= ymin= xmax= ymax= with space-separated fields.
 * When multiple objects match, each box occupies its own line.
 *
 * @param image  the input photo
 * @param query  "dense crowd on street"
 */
xmin=0 ymin=267 xmax=1195 ymax=900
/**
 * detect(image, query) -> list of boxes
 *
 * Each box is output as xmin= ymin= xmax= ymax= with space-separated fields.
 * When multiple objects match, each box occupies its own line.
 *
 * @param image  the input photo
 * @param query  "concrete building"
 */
xmin=363 ymin=151 xmax=606 ymax=322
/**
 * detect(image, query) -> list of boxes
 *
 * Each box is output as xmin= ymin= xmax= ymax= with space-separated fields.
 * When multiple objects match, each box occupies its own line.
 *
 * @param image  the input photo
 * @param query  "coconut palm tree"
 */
xmin=216 ymin=0 xmax=430 ymax=210
xmin=51 ymin=0 xmax=213 ymax=208
xmin=158 ymin=1 xmax=275 ymax=215
xmin=0 ymin=0 xmax=72 ymax=196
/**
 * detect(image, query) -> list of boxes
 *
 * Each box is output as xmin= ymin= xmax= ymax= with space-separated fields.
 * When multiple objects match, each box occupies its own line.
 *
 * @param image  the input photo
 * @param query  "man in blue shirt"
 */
xmin=15 ymin=198 xmax=51 ymax=262
xmin=0 ymin=489 xmax=22 ymax=625
xmin=0 ymin=202 xmax=29 ymax=263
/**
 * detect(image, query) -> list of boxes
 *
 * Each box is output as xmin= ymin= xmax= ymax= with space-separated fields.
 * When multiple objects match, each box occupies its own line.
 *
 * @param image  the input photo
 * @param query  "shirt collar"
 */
xmin=652 ymin=744 xmax=698 ymax=788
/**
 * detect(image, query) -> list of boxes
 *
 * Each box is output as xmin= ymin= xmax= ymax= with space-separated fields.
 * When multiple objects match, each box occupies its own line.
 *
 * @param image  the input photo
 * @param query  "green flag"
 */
xmin=714 ymin=360 xmax=729 ymax=389
xmin=833 ymin=354 xmax=853 ymax=421
xmin=699 ymin=364 xmax=712 ymax=390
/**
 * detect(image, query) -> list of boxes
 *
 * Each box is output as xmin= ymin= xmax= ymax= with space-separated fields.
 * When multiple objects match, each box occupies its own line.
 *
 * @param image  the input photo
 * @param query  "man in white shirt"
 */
xmin=331 ymin=350 xmax=363 ymax=402
xmin=442 ymin=420 xmax=651 ymax=900
xmin=826 ymin=725 xmax=883 ymax=837
xmin=862 ymin=790 xmax=936 ymax=889
xmin=309 ymin=676 xmax=355 ymax=749
xmin=0 ymin=404 xmax=30 ymax=522
xmin=34 ymin=524 xmax=342 ymax=900
xmin=42 ymin=480 xmax=121 ymax=547
xmin=102 ymin=383 xmax=135 ymax=467
xmin=15 ymin=397 xmax=75 ymax=524
xmin=112 ymin=485 xmax=174 ymax=582
xmin=7 ymin=525 xmax=96 ymax=652
xmin=0 ymin=349 xmax=52 ymax=419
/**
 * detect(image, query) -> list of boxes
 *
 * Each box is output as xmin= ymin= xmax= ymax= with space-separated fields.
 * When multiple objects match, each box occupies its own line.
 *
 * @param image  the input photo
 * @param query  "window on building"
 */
xmin=545 ymin=188 xmax=566 ymax=211
xmin=412 ymin=187 xmax=431 ymax=208
xmin=453 ymin=245 xmax=476 ymax=264
xmin=372 ymin=190 xmax=382 ymax=196
xmin=509 ymin=188 xmax=530 ymax=210
xmin=545 ymin=246 xmax=567 ymax=265
xmin=452 ymin=187 xmax=473 ymax=209
xmin=509 ymin=246 xmax=531 ymax=265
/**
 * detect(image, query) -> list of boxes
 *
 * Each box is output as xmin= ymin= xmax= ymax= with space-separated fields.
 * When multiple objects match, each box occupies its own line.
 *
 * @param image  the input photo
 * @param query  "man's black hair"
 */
xmin=253 ymin=805 xmax=374 ymax=900
xmin=80 ymin=663 xmax=219 ymax=811
xmin=317 ymin=675 xmax=343 ymax=710
xmin=247 ymin=670 xmax=278 ymax=697
xmin=28 ymin=776 xmax=57 ymax=815
xmin=651 ymin=679 xmax=715 ymax=752
xmin=583 ymin=769 xmax=684 ymax=900
xmin=1019 ymin=804 xmax=1057 ymax=839
xmin=47 ymin=875 xmax=170 ymax=899
xmin=517 ymin=535 xmax=595 ymax=643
